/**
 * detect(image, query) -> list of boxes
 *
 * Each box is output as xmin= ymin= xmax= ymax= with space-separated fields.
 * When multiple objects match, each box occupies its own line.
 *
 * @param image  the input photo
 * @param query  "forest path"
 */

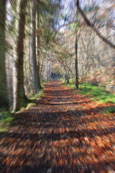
xmin=0 ymin=81 xmax=115 ymax=172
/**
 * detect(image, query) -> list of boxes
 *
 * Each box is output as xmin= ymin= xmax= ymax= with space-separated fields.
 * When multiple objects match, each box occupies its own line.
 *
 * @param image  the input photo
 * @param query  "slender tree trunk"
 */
xmin=0 ymin=0 xmax=8 ymax=108
xmin=75 ymin=36 xmax=79 ymax=88
xmin=30 ymin=0 xmax=39 ymax=94
xmin=37 ymin=1 xmax=41 ymax=89
xmin=13 ymin=0 xmax=28 ymax=111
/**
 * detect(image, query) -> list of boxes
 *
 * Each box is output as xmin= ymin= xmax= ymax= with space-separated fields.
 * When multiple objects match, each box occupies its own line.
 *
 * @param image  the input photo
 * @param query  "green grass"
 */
xmin=67 ymin=82 xmax=75 ymax=89
xmin=0 ymin=82 xmax=46 ymax=132
xmin=60 ymin=78 xmax=75 ymax=88
xmin=30 ymin=89 xmax=45 ymax=100
xmin=65 ymin=81 xmax=115 ymax=104
xmin=17 ymin=89 xmax=45 ymax=113
xmin=0 ymin=107 xmax=13 ymax=132
xmin=103 ymin=106 xmax=115 ymax=114
xmin=30 ymin=81 xmax=46 ymax=100
xmin=41 ymin=81 xmax=46 ymax=88
xmin=59 ymin=78 xmax=65 ymax=83
xmin=79 ymin=83 xmax=115 ymax=104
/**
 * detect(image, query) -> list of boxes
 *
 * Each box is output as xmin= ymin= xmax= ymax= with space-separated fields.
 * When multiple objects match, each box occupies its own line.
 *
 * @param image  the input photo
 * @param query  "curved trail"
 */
xmin=0 ymin=81 xmax=114 ymax=172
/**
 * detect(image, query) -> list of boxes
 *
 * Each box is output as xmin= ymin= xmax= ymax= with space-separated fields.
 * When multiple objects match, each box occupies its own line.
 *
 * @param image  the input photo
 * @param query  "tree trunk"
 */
xmin=0 ymin=0 xmax=8 ymax=108
xmin=30 ymin=0 xmax=39 ymax=94
xmin=13 ymin=0 xmax=28 ymax=111
xmin=65 ymin=74 xmax=69 ymax=84
xmin=37 ymin=1 xmax=42 ymax=89
xmin=75 ymin=36 xmax=79 ymax=88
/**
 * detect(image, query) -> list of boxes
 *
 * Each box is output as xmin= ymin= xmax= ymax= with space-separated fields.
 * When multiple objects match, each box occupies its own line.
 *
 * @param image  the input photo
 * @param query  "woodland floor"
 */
xmin=0 ymin=81 xmax=115 ymax=173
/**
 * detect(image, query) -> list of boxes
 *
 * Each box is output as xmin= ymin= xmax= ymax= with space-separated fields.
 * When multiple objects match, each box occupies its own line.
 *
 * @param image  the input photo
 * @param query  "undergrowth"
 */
xmin=0 ymin=85 xmax=45 ymax=132
xmin=0 ymin=107 xmax=13 ymax=132
xmin=30 ymin=89 xmax=45 ymax=100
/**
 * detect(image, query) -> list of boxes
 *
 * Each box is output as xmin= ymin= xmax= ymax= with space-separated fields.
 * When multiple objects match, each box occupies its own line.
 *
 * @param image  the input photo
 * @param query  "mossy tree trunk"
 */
xmin=0 ymin=0 xmax=8 ymax=108
xmin=13 ymin=0 xmax=28 ymax=111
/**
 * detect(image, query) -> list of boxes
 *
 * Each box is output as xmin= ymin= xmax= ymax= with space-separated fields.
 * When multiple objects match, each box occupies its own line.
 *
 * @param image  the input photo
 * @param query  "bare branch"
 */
xmin=77 ymin=0 xmax=115 ymax=49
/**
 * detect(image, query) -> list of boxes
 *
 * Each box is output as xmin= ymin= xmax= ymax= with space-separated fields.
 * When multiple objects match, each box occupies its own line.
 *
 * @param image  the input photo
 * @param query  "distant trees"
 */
xmin=76 ymin=0 xmax=115 ymax=49
xmin=52 ymin=35 xmax=74 ymax=84
xmin=76 ymin=0 xmax=115 ymax=86
xmin=0 ymin=0 xmax=8 ymax=108
xmin=54 ymin=0 xmax=115 ymax=89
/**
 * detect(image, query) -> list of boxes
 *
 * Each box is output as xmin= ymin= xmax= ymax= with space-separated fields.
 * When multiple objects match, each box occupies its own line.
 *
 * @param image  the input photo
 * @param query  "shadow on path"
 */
xmin=0 ymin=81 xmax=114 ymax=172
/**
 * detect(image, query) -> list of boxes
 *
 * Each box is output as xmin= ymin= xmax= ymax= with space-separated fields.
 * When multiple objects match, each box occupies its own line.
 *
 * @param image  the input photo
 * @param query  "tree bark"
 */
xmin=0 ymin=0 xmax=8 ymax=108
xmin=75 ymin=36 xmax=79 ymax=88
xmin=30 ymin=0 xmax=39 ymax=94
xmin=37 ymin=0 xmax=42 ymax=89
xmin=13 ymin=0 xmax=28 ymax=111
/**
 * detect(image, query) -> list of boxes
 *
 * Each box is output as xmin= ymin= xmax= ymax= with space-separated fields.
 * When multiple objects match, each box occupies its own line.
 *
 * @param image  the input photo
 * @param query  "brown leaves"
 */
xmin=6 ymin=157 xmax=12 ymax=166
xmin=0 ymin=81 xmax=114 ymax=172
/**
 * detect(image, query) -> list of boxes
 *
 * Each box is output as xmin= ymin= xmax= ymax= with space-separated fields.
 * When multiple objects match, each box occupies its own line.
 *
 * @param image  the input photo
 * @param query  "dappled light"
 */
xmin=0 ymin=81 xmax=114 ymax=172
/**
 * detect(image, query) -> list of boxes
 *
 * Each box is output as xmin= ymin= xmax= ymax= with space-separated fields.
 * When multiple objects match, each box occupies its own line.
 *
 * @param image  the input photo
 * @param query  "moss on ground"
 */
xmin=66 ymin=81 xmax=115 ymax=104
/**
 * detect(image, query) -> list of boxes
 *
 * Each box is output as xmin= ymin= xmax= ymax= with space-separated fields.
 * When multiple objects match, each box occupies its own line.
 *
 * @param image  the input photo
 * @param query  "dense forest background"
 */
xmin=0 ymin=0 xmax=115 ymax=112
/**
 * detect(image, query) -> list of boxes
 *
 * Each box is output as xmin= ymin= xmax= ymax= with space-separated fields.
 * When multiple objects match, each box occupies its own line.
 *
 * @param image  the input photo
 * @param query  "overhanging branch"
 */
xmin=77 ymin=0 xmax=115 ymax=49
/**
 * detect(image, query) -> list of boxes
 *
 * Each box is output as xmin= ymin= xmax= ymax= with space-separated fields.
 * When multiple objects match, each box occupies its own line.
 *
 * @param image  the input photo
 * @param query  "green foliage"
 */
xmin=38 ymin=0 xmax=60 ymax=48
xmin=68 ymin=22 xmax=77 ymax=32
xmin=44 ymin=30 xmax=52 ymax=44
xmin=39 ymin=0 xmax=60 ymax=14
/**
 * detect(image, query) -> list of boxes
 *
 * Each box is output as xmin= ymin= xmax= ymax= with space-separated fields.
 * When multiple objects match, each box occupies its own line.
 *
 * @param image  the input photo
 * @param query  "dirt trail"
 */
xmin=0 ymin=81 xmax=114 ymax=172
